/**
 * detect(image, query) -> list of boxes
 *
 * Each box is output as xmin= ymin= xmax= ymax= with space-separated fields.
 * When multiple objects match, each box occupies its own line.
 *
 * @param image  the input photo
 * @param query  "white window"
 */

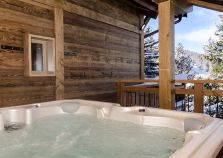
xmin=25 ymin=34 xmax=55 ymax=76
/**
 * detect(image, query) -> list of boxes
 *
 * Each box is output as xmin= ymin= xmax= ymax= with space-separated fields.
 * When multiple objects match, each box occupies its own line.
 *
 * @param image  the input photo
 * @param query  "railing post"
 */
xmin=116 ymin=81 xmax=123 ymax=105
xmin=194 ymin=83 xmax=204 ymax=113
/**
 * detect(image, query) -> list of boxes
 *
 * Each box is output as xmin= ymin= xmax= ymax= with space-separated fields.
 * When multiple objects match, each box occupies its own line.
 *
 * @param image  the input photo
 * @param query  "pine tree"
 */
xmin=204 ymin=15 xmax=223 ymax=79
xmin=144 ymin=28 xmax=159 ymax=78
xmin=175 ymin=43 xmax=193 ymax=75
xmin=203 ymin=15 xmax=223 ymax=118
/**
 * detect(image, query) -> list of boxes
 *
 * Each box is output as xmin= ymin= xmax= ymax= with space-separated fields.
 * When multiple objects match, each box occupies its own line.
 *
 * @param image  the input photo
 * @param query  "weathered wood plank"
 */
xmin=0 ymin=7 xmax=54 ymax=30
xmin=0 ymin=19 xmax=54 ymax=37
xmin=0 ymin=86 xmax=55 ymax=94
xmin=63 ymin=11 xmax=139 ymax=41
xmin=1 ymin=94 xmax=55 ymax=107
xmin=0 ymin=0 xmax=54 ymax=20
xmin=0 ymin=51 xmax=23 ymax=70
xmin=64 ymin=61 xmax=139 ymax=72
xmin=17 ymin=0 xmax=53 ymax=10
xmin=63 ymin=1 xmax=140 ymax=33
xmin=0 ymin=78 xmax=55 ymax=87
xmin=65 ymin=90 xmax=116 ymax=102
xmin=64 ymin=25 xmax=140 ymax=53
xmin=65 ymin=82 xmax=115 ymax=92
xmin=65 ymin=89 xmax=115 ymax=99
xmin=65 ymin=70 xmax=139 ymax=80
xmin=64 ymin=24 xmax=139 ymax=48
xmin=64 ymin=42 xmax=140 ymax=59
xmin=23 ymin=0 xmax=140 ymax=33
xmin=0 ymin=30 xmax=23 ymax=47
xmin=66 ymin=0 xmax=139 ymax=26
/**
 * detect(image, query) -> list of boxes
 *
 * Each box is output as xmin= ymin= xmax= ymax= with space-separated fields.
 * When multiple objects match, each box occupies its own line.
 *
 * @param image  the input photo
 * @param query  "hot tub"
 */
xmin=0 ymin=99 xmax=223 ymax=158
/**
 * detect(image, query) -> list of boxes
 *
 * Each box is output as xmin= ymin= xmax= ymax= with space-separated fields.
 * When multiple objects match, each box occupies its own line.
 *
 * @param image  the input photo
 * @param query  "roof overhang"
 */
xmin=152 ymin=0 xmax=193 ymax=16
xmin=188 ymin=0 xmax=223 ymax=12
xmin=130 ymin=0 xmax=158 ymax=18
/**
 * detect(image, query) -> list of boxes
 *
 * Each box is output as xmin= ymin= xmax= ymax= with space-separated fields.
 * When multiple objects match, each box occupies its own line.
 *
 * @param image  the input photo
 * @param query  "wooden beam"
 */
xmin=63 ymin=2 xmax=139 ymax=33
xmin=140 ymin=15 xmax=145 ymax=79
xmin=132 ymin=0 xmax=158 ymax=12
xmin=21 ymin=0 xmax=140 ymax=33
xmin=188 ymin=0 xmax=223 ymax=12
xmin=158 ymin=0 xmax=175 ymax=110
xmin=122 ymin=87 xmax=159 ymax=93
xmin=203 ymin=90 xmax=223 ymax=97
xmin=175 ymin=89 xmax=194 ymax=95
xmin=154 ymin=0 xmax=193 ymax=15
xmin=117 ymin=80 xmax=159 ymax=83
xmin=54 ymin=7 xmax=64 ymax=100
xmin=175 ymin=80 xmax=223 ymax=84
xmin=18 ymin=0 xmax=53 ymax=10
xmin=116 ymin=82 xmax=125 ymax=104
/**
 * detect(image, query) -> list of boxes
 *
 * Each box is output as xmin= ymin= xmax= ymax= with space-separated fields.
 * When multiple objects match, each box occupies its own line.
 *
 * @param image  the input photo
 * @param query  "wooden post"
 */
xmin=140 ymin=15 xmax=145 ymax=79
xmin=158 ymin=0 xmax=175 ymax=109
xmin=54 ymin=7 xmax=64 ymax=100
xmin=194 ymin=83 xmax=204 ymax=113
xmin=116 ymin=82 xmax=123 ymax=105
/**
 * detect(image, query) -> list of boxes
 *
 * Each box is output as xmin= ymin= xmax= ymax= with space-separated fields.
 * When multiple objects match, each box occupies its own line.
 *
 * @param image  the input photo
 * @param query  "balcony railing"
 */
xmin=116 ymin=80 xmax=223 ymax=117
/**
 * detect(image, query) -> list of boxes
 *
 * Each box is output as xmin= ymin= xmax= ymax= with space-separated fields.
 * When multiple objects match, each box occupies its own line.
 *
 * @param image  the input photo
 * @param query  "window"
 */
xmin=24 ymin=34 xmax=55 ymax=76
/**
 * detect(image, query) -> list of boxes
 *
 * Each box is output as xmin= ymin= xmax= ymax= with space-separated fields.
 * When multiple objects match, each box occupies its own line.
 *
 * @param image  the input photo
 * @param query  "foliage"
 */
xmin=144 ymin=28 xmax=159 ymax=78
xmin=202 ymin=16 xmax=223 ymax=118
xmin=144 ymin=29 xmax=193 ymax=78
xmin=204 ymin=15 xmax=223 ymax=79
xmin=175 ymin=43 xmax=193 ymax=75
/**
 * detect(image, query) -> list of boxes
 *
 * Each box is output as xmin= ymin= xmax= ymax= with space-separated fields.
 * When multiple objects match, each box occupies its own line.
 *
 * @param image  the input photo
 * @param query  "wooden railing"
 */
xmin=116 ymin=80 xmax=159 ymax=107
xmin=116 ymin=80 xmax=223 ymax=114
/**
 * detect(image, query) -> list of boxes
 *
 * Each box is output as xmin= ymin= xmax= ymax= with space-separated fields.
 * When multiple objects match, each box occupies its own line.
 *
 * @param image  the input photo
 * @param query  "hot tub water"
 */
xmin=0 ymin=114 xmax=184 ymax=158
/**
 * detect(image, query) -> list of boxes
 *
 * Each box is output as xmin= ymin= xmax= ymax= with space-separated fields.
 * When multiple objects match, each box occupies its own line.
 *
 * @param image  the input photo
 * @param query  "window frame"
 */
xmin=24 ymin=34 xmax=55 ymax=77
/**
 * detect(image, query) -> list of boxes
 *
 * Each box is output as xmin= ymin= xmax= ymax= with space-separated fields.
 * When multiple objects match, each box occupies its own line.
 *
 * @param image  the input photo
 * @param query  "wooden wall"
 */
xmin=0 ymin=0 xmax=55 ymax=107
xmin=0 ymin=0 xmax=141 ymax=107
xmin=63 ymin=0 xmax=141 ymax=102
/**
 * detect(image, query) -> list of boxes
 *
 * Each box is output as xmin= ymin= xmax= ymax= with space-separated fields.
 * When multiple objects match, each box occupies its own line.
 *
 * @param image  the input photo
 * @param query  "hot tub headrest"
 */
xmin=60 ymin=102 xmax=80 ymax=113
xmin=184 ymin=118 xmax=206 ymax=132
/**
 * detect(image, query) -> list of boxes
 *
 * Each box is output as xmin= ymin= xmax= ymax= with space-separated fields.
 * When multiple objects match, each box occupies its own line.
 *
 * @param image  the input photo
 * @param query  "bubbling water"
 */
xmin=0 ymin=114 xmax=184 ymax=158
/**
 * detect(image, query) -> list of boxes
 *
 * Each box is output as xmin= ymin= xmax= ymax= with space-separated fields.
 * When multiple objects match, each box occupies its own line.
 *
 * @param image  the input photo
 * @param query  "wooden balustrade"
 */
xmin=116 ymin=80 xmax=159 ymax=107
xmin=116 ymin=80 xmax=223 ymax=113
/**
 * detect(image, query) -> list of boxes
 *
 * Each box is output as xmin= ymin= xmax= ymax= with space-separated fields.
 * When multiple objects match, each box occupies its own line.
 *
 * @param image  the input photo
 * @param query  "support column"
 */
xmin=54 ymin=7 xmax=64 ymax=100
xmin=140 ymin=15 xmax=145 ymax=79
xmin=158 ymin=0 xmax=175 ymax=109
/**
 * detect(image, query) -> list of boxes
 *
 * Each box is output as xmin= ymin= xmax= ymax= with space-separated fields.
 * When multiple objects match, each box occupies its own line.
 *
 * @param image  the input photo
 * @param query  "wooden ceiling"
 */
xmin=202 ymin=0 xmax=223 ymax=5
xmin=130 ymin=0 xmax=158 ymax=18
xmin=131 ymin=0 xmax=222 ymax=19
xmin=188 ymin=0 xmax=223 ymax=12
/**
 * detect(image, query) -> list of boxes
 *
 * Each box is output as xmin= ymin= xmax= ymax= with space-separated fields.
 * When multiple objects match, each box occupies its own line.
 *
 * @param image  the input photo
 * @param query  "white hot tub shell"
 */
xmin=0 ymin=99 xmax=223 ymax=158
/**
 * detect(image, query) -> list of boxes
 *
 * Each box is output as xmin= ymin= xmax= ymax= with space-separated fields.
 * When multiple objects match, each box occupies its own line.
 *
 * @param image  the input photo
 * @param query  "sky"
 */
xmin=148 ymin=6 xmax=223 ymax=54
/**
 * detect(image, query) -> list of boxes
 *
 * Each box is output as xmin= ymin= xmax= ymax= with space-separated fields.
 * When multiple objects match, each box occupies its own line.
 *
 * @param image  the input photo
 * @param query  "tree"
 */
xmin=175 ymin=43 xmax=193 ymax=75
xmin=204 ymin=15 xmax=223 ymax=79
xmin=144 ymin=28 xmax=159 ymax=78
xmin=203 ymin=15 xmax=223 ymax=118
